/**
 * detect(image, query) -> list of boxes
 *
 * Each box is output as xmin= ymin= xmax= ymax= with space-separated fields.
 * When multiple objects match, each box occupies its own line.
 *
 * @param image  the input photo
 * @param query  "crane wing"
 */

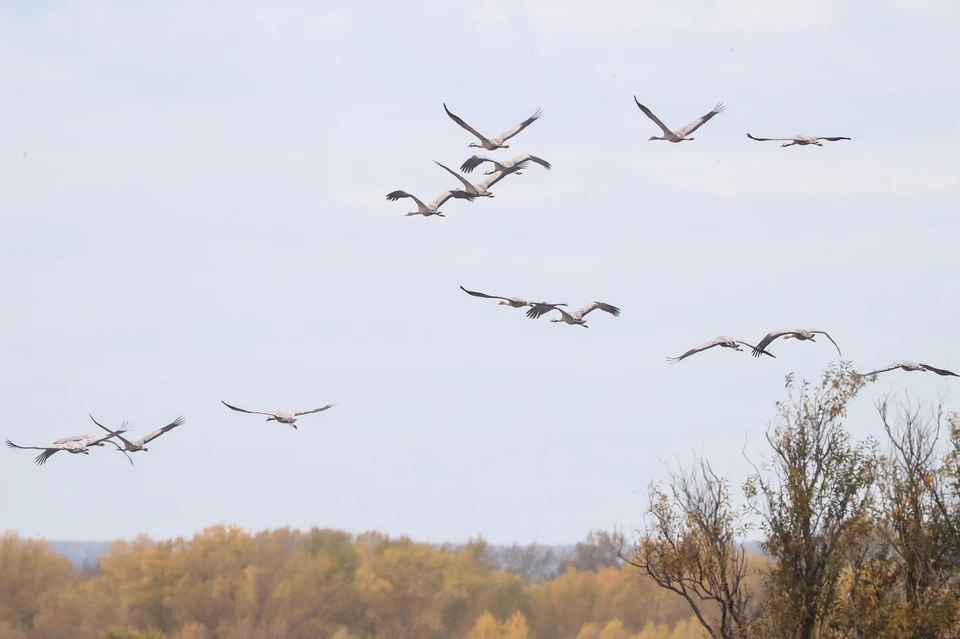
xmin=525 ymin=303 xmax=565 ymax=319
xmin=385 ymin=191 xmax=429 ymax=212
xmin=435 ymin=161 xmax=475 ymax=191
xmin=859 ymin=363 xmax=902 ymax=377
xmin=460 ymin=286 xmax=513 ymax=302
xmin=920 ymin=363 xmax=959 ymax=377
xmin=137 ymin=416 xmax=186 ymax=446
xmin=459 ymin=155 xmax=496 ymax=174
xmin=221 ymin=400 xmax=276 ymax=417
xmin=428 ymin=190 xmax=475 ymax=210
xmin=746 ymin=133 xmax=795 ymax=142
xmin=477 ymin=169 xmax=517 ymax=190
xmin=810 ymin=329 xmax=841 ymax=356
xmin=443 ymin=103 xmax=491 ymax=145
xmin=675 ymin=102 xmax=725 ymax=138
xmin=634 ymin=98 xmax=674 ymax=136
xmin=750 ymin=329 xmax=797 ymax=357
xmin=513 ymin=154 xmax=551 ymax=170
xmin=495 ymin=107 xmax=543 ymax=142
xmin=5 ymin=440 xmax=59 ymax=451
xmin=577 ymin=301 xmax=621 ymax=318
xmin=667 ymin=338 xmax=724 ymax=363
xmin=815 ymin=136 xmax=851 ymax=142
xmin=737 ymin=341 xmax=776 ymax=358
xmin=293 ymin=402 xmax=338 ymax=417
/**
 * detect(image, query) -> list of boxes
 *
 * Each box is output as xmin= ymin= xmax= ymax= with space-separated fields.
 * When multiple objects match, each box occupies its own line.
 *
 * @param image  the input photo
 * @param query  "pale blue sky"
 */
xmin=1 ymin=0 xmax=958 ymax=545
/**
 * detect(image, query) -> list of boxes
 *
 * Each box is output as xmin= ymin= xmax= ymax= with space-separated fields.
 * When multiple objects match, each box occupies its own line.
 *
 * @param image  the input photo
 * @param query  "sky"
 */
xmin=1 ymin=0 xmax=958 ymax=546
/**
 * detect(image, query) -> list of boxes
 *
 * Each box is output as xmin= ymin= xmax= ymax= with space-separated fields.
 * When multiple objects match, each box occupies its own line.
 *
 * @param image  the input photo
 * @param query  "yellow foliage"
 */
xmin=0 ymin=527 xmax=718 ymax=639
xmin=468 ymin=611 xmax=503 ymax=639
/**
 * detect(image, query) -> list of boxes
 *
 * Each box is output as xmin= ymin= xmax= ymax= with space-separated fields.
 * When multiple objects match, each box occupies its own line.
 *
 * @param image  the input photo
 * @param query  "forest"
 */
xmin=2 ymin=363 xmax=959 ymax=639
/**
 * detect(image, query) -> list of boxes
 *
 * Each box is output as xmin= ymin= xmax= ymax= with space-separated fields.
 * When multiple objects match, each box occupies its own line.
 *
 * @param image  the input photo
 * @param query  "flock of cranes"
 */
xmin=6 ymin=96 xmax=955 ymax=468
xmin=6 ymin=402 xmax=339 ymax=466
xmin=386 ymin=103 xmax=552 ymax=217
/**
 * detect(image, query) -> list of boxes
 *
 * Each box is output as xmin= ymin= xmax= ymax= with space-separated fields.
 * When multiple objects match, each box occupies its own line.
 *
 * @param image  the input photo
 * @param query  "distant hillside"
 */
xmin=48 ymin=540 xmax=112 ymax=570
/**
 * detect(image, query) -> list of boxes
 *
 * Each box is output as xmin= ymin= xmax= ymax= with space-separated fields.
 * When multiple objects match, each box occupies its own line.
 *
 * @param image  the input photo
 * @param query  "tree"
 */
xmin=870 ymin=393 xmax=960 ymax=638
xmin=628 ymin=455 xmax=757 ymax=639
xmin=744 ymin=363 xmax=877 ymax=639
xmin=558 ymin=531 xmax=626 ymax=574
xmin=0 ymin=533 xmax=73 ymax=634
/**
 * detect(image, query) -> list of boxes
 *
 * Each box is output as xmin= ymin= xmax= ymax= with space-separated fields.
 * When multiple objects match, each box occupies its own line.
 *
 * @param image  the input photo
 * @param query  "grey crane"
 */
xmin=531 ymin=301 xmax=621 ymax=328
xmin=89 ymin=414 xmax=186 ymax=466
xmin=6 ymin=426 xmax=130 ymax=466
xmin=750 ymin=328 xmax=841 ymax=358
xmin=459 ymin=285 xmax=567 ymax=311
xmin=459 ymin=153 xmax=551 ymax=176
xmin=435 ymin=162 xmax=519 ymax=198
xmin=667 ymin=336 xmax=776 ymax=364
xmin=221 ymin=400 xmax=337 ymax=429
xmin=443 ymin=103 xmax=543 ymax=151
xmin=385 ymin=189 xmax=475 ymax=217
xmin=747 ymin=133 xmax=851 ymax=147
xmin=634 ymin=97 xmax=725 ymax=142
xmin=858 ymin=361 xmax=958 ymax=379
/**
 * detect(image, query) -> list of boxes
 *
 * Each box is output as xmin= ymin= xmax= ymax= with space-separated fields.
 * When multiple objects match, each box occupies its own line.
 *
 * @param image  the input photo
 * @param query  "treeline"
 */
xmin=0 ymin=526 xmax=713 ymax=639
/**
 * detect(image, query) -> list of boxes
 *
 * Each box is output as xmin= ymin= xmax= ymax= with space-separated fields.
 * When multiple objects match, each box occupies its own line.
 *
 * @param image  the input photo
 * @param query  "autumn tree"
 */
xmin=744 ymin=363 xmax=877 ymax=639
xmin=0 ymin=534 xmax=72 ymax=636
xmin=628 ymin=455 xmax=757 ymax=639
xmin=867 ymin=393 xmax=960 ymax=638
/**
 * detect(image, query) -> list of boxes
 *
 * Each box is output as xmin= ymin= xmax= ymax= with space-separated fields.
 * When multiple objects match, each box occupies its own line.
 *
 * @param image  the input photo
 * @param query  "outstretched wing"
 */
xmin=435 ymin=161 xmax=475 ymax=191
xmin=137 ymin=416 xmax=186 ymax=446
xmin=676 ymin=102 xmax=725 ymax=138
xmin=815 ymin=136 xmax=851 ymax=142
xmin=920 ymin=363 xmax=959 ymax=377
xmin=859 ymin=362 xmax=902 ymax=377
xmin=221 ymin=400 xmax=276 ymax=417
xmin=477 ymin=169 xmax=517 ymax=191
xmin=460 ymin=155 xmax=497 ymax=174
xmin=6 ymin=440 xmax=68 ymax=466
xmin=89 ymin=414 xmax=134 ymax=448
xmin=495 ymin=107 xmax=543 ymax=142
xmin=810 ymin=329 xmax=841 ymax=356
xmin=667 ymin=338 xmax=724 ymax=364
xmin=385 ymin=190 xmax=429 ymax=211
xmin=293 ymin=402 xmax=338 ymax=417
xmin=746 ymin=133 xmax=795 ymax=142
xmin=751 ymin=329 xmax=797 ymax=358
xmin=738 ymin=341 xmax=775 ymax=359
xmin=634 ymin=97 xmax=674 ymax=136
xmin=5 ymin=440 xmax=56 ymax=452
xmin=428 ymin=189 xmax=476 ymax=210
xmin=525 ymin=303 xmax=565 ymax=319
xmin=460 ymin=286 xmax=513 ymax=302
xmin=577 ymin=301 xmax=621 ymax=318
xmin=513 ymin=154 xmax=551 ymax=170
xmin=443 ymin=103 xmax=490 ymax=145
